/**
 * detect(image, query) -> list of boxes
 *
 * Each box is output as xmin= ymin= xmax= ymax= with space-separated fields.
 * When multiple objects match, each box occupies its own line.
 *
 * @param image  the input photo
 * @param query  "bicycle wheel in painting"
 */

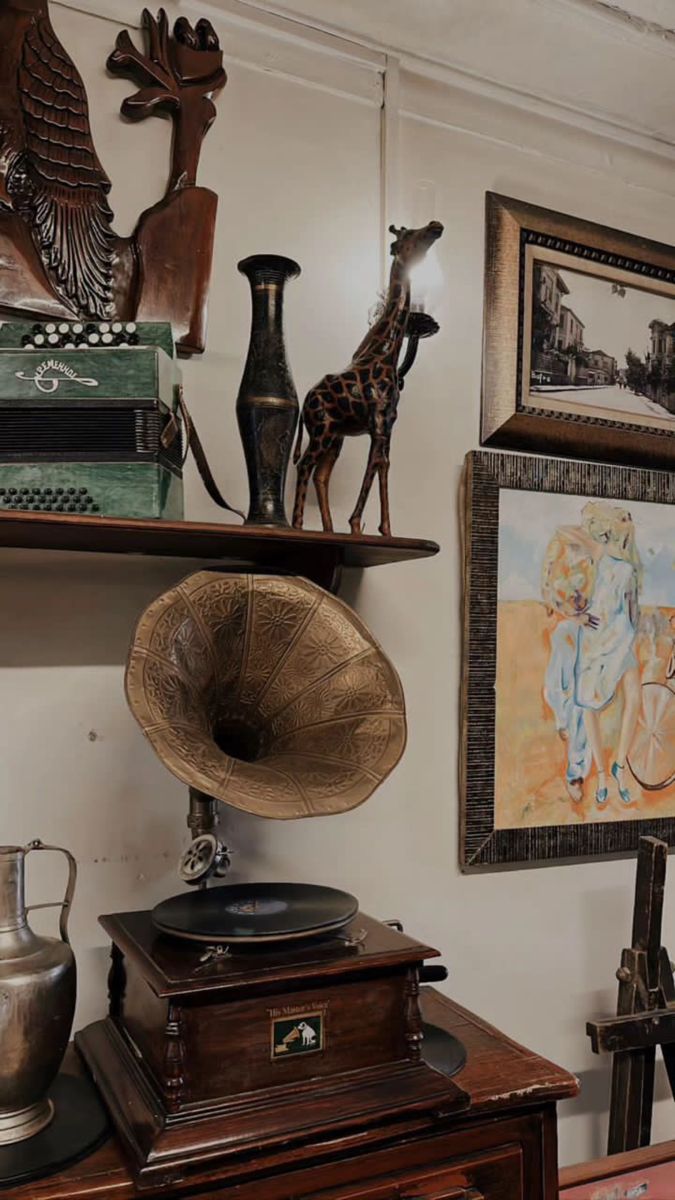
xmin=628 ymin=681 xmax=675 ymax=791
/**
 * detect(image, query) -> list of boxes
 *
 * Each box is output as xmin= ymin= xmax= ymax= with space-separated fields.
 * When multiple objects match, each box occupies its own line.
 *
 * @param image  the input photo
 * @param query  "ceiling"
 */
xmin=231 ymin=0 xmax=675 ymax=150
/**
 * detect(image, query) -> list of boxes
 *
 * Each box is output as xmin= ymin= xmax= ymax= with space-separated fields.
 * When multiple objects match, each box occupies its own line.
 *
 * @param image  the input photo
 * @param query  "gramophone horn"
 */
xmin=125 ymin=573 xmax=406 ymax=819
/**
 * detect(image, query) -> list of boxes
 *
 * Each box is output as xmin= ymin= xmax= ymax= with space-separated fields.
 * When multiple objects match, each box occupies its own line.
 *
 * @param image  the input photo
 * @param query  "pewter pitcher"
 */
xmin=0 ymin=841 xmax=76 ymax=1144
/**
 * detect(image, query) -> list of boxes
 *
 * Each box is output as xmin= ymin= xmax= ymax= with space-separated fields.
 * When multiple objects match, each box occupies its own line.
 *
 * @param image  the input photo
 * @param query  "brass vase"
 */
xmin=0 ymin=842 xmax=76 ymax=1144
xmin=236 ymin=254 xmax=300 ymax=526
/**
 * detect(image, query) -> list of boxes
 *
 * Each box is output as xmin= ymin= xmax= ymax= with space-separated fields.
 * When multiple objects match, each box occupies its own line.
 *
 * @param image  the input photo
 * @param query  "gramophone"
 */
xmin=76 ymin=572 xmax=468 ymax=1187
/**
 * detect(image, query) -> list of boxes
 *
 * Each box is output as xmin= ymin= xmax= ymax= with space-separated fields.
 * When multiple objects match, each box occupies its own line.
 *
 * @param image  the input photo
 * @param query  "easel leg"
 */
xmin=608 ymin=1046 xmax=655 ymax=1153
xmin=662 ymin=1042 xmax=675 ymax=1103
xmin=587 ymin=840 xmax=673 ymax=1156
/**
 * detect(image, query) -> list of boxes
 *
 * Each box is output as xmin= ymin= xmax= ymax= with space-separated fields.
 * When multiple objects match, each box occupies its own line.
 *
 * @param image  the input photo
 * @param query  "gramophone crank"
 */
xmin=178 ymin=790 xmax=231 ymax=887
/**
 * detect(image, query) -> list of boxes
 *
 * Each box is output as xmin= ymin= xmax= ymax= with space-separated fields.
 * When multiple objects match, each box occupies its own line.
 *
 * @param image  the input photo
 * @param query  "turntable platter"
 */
xmin=152 ymin=882 xmax=359 ymax=944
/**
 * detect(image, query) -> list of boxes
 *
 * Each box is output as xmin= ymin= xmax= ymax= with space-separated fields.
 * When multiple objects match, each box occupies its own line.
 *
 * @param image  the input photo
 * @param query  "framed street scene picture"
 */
xmin=460 ymin=450 xmax=675 ymax=868
xmin=481 ymin=192 xmax=675 ymax=470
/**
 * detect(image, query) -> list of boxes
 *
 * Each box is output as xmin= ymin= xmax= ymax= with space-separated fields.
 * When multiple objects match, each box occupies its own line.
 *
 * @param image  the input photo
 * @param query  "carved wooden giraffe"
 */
xmin=292 ymin=220 xmax=443 ymax=536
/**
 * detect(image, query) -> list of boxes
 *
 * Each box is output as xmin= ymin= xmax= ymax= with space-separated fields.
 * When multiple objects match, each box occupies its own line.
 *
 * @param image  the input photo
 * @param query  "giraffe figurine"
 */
xmin=292 ymin=220 xmax=443 ymax=536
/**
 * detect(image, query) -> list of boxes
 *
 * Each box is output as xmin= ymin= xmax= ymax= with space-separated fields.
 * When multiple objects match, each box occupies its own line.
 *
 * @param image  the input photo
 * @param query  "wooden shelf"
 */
xmin=0 ymin=510 xmax=440 ymax=590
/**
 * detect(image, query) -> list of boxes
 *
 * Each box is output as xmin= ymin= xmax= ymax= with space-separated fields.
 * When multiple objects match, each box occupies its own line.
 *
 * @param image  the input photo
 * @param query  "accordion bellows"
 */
xmin=125 ymin=573 xmax=407 ymax=819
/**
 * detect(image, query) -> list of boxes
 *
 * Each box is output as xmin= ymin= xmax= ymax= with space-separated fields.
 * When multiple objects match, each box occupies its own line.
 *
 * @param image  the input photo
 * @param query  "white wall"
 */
xmin=5 ymin=0 xmax=675 ymax=1171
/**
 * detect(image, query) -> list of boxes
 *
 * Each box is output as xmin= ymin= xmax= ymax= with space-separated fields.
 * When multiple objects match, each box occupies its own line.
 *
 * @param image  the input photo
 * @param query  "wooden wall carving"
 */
xmin=0 ymin=2 xmax=226 ymax=356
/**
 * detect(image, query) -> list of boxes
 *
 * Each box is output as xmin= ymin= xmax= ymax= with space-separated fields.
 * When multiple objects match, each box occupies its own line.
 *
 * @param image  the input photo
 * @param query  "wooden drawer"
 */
xmin=286 ymin=1111 xmax=549 ymax=1200
xmin=306 ymin=1143 xmax=523 ymax=1200
xmin=198 ymin=1112 xmax=548 ymax=1200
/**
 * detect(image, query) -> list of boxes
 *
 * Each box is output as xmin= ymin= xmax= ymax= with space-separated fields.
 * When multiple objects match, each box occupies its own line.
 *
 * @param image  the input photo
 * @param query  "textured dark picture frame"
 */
xmin=481 ymin=192 xmax=675 ymax=469
xmin=460 ymin=450 xmax=675 ymax=869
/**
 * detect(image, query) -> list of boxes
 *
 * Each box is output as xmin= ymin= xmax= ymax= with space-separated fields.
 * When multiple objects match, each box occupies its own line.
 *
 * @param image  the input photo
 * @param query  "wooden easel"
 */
xmin=587 ymin=836 xmax=675 ymax=1154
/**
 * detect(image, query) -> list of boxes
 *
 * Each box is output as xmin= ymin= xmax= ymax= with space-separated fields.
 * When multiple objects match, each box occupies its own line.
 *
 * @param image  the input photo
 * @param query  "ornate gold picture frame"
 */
xmin=481 ymin=193 xmax=675 ymax=469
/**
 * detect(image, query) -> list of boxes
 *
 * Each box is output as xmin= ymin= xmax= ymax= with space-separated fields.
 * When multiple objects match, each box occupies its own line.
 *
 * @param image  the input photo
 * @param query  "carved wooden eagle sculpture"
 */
xmin=0 ymin=1 xmax=225 ymax=350
xmin=0 ymin=0 xmax=115 ymax=319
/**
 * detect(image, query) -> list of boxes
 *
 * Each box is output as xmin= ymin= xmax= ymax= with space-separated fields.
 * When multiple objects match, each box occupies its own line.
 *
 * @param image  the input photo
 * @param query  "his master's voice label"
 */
xmin=269 ymin=1004 xmax=327 ymax=1061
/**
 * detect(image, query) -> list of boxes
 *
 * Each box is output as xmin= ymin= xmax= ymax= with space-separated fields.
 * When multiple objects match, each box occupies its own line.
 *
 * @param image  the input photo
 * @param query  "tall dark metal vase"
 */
xmin=236 ymin=255 xmax=301 ymax=526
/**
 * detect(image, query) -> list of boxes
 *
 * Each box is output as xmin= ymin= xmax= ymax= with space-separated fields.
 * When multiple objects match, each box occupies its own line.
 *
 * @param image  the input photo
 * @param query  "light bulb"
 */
xmin=409 ymin=245 xmax=443 ymax=314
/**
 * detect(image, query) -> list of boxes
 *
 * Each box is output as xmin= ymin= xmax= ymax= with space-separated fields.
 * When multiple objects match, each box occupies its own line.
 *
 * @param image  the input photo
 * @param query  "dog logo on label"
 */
xmin=271 ymin=1013 xmax=323 ymax=1060
xmin=15 ymin=360 xmax=99 ymax=394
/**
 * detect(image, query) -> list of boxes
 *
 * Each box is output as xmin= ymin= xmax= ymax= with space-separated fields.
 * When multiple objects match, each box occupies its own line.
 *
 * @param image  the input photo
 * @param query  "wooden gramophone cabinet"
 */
xmin=76 ymin=911 xmax=470 ymax=1188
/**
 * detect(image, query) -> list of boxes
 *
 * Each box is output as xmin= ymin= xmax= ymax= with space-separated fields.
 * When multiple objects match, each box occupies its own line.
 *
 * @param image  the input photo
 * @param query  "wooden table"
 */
xmin=8 ymin=990 xmax=578 ymax=1200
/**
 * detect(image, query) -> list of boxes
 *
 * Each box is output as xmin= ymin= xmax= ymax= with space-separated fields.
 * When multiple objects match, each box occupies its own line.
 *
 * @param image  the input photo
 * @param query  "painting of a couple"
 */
xmin=496 ymin=489 xmax=675 ymax=830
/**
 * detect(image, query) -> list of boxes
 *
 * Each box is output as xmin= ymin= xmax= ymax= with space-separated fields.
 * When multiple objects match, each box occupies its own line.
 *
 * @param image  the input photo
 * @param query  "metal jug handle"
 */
xmin=24 ymin=839 xmax=77 ymax=945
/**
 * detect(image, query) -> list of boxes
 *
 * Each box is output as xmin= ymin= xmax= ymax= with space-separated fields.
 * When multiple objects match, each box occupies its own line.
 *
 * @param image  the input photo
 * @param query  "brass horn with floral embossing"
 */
xmin=125 ymin=572 xmax=406 ymax=821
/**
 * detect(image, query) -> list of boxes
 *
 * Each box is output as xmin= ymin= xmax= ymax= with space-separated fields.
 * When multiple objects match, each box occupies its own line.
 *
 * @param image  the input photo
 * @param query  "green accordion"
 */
xmin=0 ymin=320 xmax=183 ymax=520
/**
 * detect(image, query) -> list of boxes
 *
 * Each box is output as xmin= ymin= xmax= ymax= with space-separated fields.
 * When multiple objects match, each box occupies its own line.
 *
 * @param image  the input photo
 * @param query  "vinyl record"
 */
xmin=421 ymin=1023 xmax=467 ymax=1079
xmin=0 ymin=1073 xmax=109 ymax=1187
xmin=152 ymin=882 xmax=359 ymax=945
